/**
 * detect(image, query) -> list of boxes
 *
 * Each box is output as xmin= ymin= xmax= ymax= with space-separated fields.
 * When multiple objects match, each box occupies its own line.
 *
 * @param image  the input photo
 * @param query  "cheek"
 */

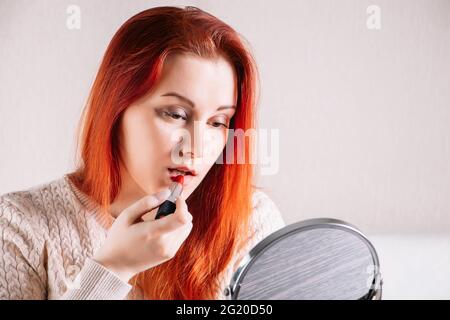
xmin=120 ymin=111 xmax=172 ymax=174
xmin=202 ymin=129 xmax=228 ymax=162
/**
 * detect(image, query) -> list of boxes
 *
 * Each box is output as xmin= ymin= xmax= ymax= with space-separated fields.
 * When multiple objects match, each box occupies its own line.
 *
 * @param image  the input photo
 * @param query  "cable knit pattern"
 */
xmin=0 ymin=174 xmax=285 ymax=300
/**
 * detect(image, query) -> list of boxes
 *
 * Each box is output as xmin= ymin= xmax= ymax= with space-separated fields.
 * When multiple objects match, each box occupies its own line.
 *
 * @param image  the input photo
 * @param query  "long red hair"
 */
xmin=69 ymin=6 xmax=259 ymax=299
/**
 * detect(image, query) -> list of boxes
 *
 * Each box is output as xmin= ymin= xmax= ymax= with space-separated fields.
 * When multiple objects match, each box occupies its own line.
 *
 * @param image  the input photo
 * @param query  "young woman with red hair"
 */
xmin=0 ymin=6 xmax=285 ymax=300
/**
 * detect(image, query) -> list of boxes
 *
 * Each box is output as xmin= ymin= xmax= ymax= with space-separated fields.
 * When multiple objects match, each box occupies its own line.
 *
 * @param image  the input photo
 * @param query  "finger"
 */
xmin=121 ymin=188 xmax=171 ymax=225
xmin=154 ymin=214 xmax=186 ymax=233
xmin=174 ymin=196 xmax=189 ymax=216
xmin=171 ymin=196 xmax=192 ymax=224
xmin=142 ymin=195 xmax=191 ymax=222
xmin=141 ymin=206 xmax=158 ymax=222
xmin=148 ymin=206 xmax=192 ymax=233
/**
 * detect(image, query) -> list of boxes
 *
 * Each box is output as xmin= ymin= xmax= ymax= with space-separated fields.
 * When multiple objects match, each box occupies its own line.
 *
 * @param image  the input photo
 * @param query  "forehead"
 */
xmin=152 ymin=53 xmax=238 ymax=108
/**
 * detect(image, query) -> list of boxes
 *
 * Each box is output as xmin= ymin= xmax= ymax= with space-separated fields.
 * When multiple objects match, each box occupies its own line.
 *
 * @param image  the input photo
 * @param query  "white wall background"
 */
xmin=1 ymin=0 xmax=449 ymax=299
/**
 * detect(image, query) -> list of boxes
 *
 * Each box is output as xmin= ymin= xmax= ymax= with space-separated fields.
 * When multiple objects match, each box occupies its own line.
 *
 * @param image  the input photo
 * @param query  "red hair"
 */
xmin=69 ymin=6 xmax=259 ymax=299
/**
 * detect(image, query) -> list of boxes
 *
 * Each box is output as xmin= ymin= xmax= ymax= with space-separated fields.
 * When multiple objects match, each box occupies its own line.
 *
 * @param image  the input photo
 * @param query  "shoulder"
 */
xmin=250 ymin=189 xmax=286 ymax=237
xmin=0 ymin=175 xmax=76 ymax=235
xmin=223 ymin=189 xmax=286 ymax=283
xmin=233 ymin=189 xmax=286 ymax=260
xmin=0 ymin=177 xmax=73 ymax=299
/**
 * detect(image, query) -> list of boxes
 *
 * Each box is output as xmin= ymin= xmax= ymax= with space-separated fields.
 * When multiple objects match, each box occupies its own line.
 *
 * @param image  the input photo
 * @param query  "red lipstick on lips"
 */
xmin=155 ymin=175 xmax=184 ymax=219
xmin=170 ymin=175 xmax=184 ymax=183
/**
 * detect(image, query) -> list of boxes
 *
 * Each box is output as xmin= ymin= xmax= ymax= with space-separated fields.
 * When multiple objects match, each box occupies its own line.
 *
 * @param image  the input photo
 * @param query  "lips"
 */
xmin=167 ymin=168 xmax=195 ymax=185
xmin=168 ymin=167 xmax=197 ymax=176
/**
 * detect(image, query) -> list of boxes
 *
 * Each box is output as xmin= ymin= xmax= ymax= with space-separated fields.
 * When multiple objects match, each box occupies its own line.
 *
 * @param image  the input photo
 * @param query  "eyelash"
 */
xmin=163 ymin=111 xmax=229 ymax=129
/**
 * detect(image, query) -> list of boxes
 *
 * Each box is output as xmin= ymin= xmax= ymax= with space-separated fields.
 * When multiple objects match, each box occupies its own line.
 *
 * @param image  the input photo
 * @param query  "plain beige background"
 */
xmin=1 ymin=0 xmax=450 ymax=298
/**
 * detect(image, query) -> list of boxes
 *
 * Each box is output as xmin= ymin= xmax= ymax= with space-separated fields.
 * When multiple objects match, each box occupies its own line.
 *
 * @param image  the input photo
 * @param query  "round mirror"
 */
xmin=226 ymin=218 xmax=383 ymax=300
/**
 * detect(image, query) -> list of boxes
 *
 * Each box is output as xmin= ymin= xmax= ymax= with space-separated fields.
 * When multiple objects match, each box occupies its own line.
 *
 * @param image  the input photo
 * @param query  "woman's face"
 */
xmin=118 ymin=53 xmax=237 ymax=199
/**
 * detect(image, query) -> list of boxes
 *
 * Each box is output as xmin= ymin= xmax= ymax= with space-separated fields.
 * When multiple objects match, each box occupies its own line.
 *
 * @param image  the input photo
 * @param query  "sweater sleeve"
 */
xmin=0 ymin=194 xmax=132 ymax=300
xmin=59 ymin=258 xmax=132 ymax=300
xmin=0 ymin=195 xmax=47 ymax=300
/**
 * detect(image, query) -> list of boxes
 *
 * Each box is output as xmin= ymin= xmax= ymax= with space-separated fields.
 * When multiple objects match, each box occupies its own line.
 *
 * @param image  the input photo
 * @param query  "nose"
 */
xmin=179 ymin=122 xmax=204 ymax=160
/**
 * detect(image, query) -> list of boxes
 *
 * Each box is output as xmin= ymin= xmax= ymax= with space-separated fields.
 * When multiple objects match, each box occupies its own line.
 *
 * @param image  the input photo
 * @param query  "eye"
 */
xmin=163 ymin=110 xmax=187 ymax=121
xmin=210 ymin=117 xmax=230 ymax=129
xmin=211 ymin=122 xmax=228 ymax=128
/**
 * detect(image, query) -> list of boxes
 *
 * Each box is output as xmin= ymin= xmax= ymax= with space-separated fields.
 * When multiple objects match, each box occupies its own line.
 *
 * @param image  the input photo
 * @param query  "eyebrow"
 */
xmin=161 ymin=92 xmax=236 ymax=111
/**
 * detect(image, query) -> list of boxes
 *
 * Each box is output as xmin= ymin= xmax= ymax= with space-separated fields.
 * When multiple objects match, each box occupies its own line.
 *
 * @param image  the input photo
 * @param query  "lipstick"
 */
xmin=155 ymin=175 xmax=184 ymax=219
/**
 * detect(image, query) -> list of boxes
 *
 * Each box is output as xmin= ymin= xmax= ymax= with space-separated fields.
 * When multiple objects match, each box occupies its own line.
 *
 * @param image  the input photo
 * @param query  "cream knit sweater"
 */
xmin=0 ymin=174 xmax=285 ymax=300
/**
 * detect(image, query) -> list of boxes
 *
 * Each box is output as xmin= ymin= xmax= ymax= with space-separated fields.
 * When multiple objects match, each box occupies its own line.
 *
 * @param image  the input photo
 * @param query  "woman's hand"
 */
xmin=92 ymin=189 xmax=193 ymax=283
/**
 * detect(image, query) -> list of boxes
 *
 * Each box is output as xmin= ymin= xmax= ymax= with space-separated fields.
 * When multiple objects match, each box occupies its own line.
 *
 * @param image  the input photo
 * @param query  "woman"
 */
xmin=0 ymin=6 xmax=285 ymax=300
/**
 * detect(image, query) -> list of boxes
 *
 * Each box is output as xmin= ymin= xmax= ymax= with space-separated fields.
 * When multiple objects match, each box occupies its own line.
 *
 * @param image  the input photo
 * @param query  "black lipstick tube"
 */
xmin=155 ymin=181 xmax=183 ymax=219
